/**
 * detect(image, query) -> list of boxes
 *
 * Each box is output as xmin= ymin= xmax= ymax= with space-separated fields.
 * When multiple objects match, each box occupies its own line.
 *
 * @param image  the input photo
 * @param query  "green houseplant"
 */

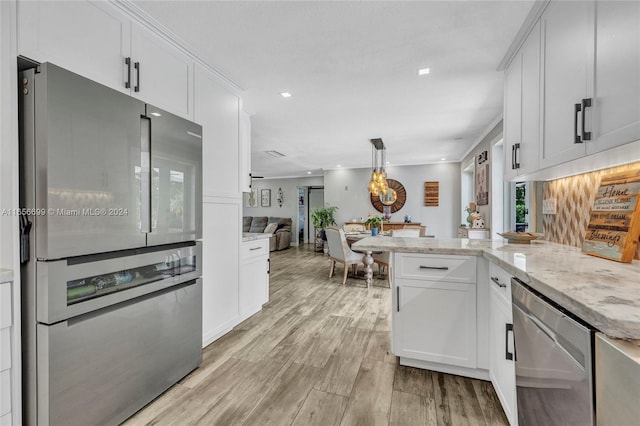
xmin=364 ymin=215 xmax=383 ymax=235
xmin=311 ymin=206 xmax=338 ymax=240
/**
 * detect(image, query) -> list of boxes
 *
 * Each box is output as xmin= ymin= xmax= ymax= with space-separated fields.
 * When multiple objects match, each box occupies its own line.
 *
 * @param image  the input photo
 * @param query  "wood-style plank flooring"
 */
xmin=124 ymin=244 xmax=508 ymax=426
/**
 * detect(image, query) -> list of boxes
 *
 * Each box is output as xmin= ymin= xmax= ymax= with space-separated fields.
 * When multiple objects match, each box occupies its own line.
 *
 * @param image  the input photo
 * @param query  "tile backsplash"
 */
xmin=543 ymin=162 xmax=640 ymax=260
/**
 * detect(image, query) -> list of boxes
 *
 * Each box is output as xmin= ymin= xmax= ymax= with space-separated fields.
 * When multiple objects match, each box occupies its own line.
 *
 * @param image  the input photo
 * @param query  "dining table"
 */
xmin=344 ymin=231 xmax=390 ymax=287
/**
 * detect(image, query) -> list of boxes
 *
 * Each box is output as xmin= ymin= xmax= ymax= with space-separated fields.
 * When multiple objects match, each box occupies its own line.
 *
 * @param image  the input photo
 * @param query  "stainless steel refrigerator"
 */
xmin=19 ymin=63 xmax=203 ymax=426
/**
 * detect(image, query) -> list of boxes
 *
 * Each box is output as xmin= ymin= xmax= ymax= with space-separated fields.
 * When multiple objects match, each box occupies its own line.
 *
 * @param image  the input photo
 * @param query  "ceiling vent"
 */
xmin=265 ymin=150 xmax=286 ymax=158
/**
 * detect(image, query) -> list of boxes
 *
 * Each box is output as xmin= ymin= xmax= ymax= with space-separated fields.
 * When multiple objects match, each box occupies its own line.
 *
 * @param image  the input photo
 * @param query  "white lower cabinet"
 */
xmin=489 ymin=262 xmax=517 ymax=425
xmin=239 ymin=239 xmax=269 ymax=321
xmin=392 ymin=254 xmax=480 ymax=375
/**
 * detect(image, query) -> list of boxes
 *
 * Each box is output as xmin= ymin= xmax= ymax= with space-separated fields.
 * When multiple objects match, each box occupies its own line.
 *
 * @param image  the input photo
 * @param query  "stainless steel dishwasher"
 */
xmin=511 ymin=278 xmax=595 ymax=426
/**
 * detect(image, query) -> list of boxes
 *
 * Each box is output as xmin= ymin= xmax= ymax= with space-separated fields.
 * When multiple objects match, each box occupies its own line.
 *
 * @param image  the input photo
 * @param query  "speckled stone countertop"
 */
xmin=0 ymin=268 xmax=13 ymax=283
xmin=242 ymin=232 xmax=272 ymax=242
xmin=352 ymin=237 xmax=640 ymax=339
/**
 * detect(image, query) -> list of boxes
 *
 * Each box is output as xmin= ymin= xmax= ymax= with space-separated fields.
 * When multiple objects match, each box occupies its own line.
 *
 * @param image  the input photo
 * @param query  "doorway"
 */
xmin=297 ymin=186 xmax=324 ymax=244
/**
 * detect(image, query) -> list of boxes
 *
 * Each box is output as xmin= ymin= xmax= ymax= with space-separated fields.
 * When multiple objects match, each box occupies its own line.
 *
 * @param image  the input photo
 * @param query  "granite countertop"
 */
xmin=0 ymin=268 xmax=13 ymax=283
xmin=242 ymin=232 xmax=272 ymax=242
xmin=352 ymin=237 xmax=640 ymax=339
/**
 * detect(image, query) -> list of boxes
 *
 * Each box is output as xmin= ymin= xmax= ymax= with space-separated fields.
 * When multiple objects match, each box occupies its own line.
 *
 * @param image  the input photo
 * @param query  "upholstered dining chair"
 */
xmin=373 ymin=228 xmax=421 ymax=283
xmin=326 ymin=227 xmax=365 ymax=285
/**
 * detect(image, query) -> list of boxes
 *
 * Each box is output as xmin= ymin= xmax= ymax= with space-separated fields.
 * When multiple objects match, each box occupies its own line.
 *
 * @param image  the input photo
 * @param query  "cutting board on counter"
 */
xmin=582 ymin=169 xmax=640 ymax=263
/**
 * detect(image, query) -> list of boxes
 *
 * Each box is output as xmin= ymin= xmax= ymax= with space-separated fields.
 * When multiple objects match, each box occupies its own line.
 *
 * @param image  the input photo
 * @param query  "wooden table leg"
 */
xmin=363 ymin=250 xmax=373 ymax=288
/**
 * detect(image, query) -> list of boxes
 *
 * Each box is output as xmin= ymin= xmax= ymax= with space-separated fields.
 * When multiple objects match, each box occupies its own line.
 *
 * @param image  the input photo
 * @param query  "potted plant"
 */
xmin=311 ymin=206 xmax=338 ymax=241
xmin=364 ymin=215 xmax=383 ymax=236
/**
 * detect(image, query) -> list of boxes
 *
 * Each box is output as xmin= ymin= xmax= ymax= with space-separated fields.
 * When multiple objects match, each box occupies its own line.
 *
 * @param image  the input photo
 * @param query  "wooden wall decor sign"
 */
xmin=582 ymin=169 xmax=640 ymax=263
xmin=424 ymin=181 xmax=439 ymax=206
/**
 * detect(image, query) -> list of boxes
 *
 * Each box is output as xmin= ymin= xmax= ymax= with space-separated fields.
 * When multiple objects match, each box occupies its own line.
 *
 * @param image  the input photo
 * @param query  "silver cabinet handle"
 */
xmin=419 ymin=265 xmax=449 ymax=270
xmin=249 ymin=246 xmax=261 ymax=251
xmin=491 ymin=276 xmax=507 ymax=288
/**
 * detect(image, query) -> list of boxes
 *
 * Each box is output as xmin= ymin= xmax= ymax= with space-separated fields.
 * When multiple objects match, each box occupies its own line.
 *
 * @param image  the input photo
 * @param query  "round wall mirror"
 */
xmin=380 ymin=189 xmax=397 ymax=205
xmin=370 ymin=179 xmax=406 ymax=213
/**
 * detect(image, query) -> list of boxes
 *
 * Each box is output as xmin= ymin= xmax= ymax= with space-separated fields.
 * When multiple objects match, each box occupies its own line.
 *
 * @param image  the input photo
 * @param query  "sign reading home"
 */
xmin=582 ymin=169 xmax=640 ymax=263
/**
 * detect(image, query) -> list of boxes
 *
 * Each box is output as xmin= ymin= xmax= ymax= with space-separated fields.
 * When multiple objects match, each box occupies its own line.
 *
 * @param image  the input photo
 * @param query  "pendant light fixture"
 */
xmin=368 ymin=138 xmax=389 ymax=196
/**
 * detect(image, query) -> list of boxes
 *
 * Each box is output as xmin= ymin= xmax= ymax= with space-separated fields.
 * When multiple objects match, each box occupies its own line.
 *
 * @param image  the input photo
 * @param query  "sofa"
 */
xmin=243 ymin=216 xmax=292 ymax=251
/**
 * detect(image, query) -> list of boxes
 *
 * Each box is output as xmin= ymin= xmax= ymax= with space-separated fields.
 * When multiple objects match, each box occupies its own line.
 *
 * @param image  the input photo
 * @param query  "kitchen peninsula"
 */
xmin=352 ymin=236 xmax=640 ymax=425
xmin=352 ymin=237 xmax=640 ymax=338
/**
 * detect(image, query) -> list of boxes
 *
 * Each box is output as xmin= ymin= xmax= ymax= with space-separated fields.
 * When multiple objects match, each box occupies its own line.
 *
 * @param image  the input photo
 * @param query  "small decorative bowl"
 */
xmin=497 ymin=231 xmax=544 ymax=244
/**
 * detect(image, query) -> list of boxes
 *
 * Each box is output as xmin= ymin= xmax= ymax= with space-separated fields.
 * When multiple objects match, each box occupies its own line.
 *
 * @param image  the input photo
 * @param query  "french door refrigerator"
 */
xmin=19 ymin=63 xmax=203 ymax=426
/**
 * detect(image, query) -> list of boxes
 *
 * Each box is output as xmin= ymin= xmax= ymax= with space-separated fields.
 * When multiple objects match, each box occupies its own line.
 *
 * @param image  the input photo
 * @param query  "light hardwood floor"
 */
xmin=124 ymin=244 xmax=508 ymax=426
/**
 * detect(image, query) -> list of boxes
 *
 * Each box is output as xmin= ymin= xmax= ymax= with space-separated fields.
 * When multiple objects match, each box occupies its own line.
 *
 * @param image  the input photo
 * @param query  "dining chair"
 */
xmin=373 ymin=228 xmax=421 ymax=283
xmin=326 ymin=227 xmax=365 ymax=285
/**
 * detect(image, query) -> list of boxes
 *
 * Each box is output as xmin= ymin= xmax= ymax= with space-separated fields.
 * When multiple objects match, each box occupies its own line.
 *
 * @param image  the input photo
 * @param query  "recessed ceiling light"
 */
xmin=280 ymin=92 xmax=292 ymax=98
xmin=336 ymin=165 xmax=341 ymax=168
xmin=418 ymin=68 xmax=430 ymax=76
xmin=441 ymin=157 xmax=446 ymax=161
xmin=307 ymin=171 xmax=312 ymax=175
xmin=150 ymin=112 xmax=162 ymax=117
xmin=386 ymin=161 xmax=390 ymax=165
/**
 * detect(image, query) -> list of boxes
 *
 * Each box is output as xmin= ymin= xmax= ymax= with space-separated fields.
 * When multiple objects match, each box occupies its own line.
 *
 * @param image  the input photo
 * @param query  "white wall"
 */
xmin=324 ymin=163 xmax=461 ymax=238
xmin=460 ymin=119 xmax=504 ymax=232
xmin=243 ymin=176 xmax=323 ymax=244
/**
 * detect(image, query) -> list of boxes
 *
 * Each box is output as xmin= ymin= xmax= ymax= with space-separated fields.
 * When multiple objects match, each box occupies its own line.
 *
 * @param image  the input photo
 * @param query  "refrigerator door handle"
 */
xmin=140 ymin=116 xmax=151 ymax=233
xmin=20 ymin=213 xmax=32 ymax=263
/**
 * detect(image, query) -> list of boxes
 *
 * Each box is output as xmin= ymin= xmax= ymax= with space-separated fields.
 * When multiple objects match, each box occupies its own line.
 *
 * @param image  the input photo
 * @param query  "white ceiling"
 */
xmin=134 ymin=1 xmax=533 ymax=178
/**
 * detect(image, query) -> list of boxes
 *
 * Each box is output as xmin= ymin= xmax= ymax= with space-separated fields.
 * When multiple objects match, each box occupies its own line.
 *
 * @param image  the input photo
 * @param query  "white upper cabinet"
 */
xmin=240 ymin=111 xmax=252 ymax=193
xmin=17 ymin=1 xmax=194 ymax=119
xmin=130 ymin=22 xmax=193 ymax=119
xmin=504 ymin=22 xmax=541 ymax=181
xmin=17 ymin=1 xmax=131 ymax=93
xmin=539 ymin=1 xmax=595 ymax=169
xmin=588 ymin=1 xmax=640 ymax=154
xmin=503 ymin=48 xmax=521 ymax=182
xmin=194 ymin=64 xmax=240 ymax=198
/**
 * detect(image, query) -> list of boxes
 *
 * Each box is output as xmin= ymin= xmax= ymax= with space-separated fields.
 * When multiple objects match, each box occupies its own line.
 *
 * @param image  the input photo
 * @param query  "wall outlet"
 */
xmin=543 ymin=198 xmax=557 ymax=215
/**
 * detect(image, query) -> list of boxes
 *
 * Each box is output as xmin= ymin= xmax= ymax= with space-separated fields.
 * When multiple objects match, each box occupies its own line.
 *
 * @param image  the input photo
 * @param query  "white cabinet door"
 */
xmin=489 ymin=284 xmax=517 ymax=425
xmin=239 ymin=241 xmax=269 ymax=319
xmin=202 ymin=201 xmax=240 ymax=346
xmin=394 ymin=278 xmax=477 ymax=368
xmin=504 ymin=21 xmax=540 ymax=181
xmin=589 ymin=1 xmax=640 ymax=154
xmin=239 ymin=111 xmax=252 ymax=193
xmin=518 ymin=22 xmax=541 ymax=177
xmin=130 ymin=22 xmax=193 ymax=119
xmin=503 ymin=49 xmax=521 ymax=182
xmin=195 ymin=65 xmax=240 ymax=198
xmin=539 ymin=1 xmax=594 ymax=168
xmin=17 ymin=1 xmax=131 ymax=93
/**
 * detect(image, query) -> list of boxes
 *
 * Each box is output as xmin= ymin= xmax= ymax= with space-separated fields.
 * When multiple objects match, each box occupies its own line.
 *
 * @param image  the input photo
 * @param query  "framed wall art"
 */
xmin=476 ymin=163 xmax=488 ymax=205
xmin=261 ymin=189 xmax=271 ymax=207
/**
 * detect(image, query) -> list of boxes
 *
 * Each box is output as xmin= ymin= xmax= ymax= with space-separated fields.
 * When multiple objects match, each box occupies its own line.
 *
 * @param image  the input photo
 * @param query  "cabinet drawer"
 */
xmin=394 ymin=254 xmax=476 ymax=283
xmin=241 ymin=239 xmax=269 ymax=260
xmin=0 ymin=328 xmax=10 ymax=371
xmin=0 ymin=369 xmax=9 ymax=417
xmin=489 ymin=262 xmax=512 ymax=304
xmin=0 ymin=282 xmax=10 ymax=329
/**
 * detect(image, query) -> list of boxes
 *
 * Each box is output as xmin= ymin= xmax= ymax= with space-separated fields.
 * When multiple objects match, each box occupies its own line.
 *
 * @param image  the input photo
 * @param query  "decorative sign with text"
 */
xmin=582 ymin=169 xmax=640 ymax=263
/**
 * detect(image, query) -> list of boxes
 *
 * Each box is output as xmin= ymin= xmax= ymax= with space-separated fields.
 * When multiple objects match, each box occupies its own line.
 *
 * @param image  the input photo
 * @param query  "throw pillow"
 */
xmin=264 ymin=223 xmax=278 ymax=234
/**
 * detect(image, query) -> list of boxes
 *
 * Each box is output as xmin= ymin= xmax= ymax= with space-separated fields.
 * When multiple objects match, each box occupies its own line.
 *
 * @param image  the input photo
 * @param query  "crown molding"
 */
xmin=497 ymin=0 xmax=550 ymax=71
